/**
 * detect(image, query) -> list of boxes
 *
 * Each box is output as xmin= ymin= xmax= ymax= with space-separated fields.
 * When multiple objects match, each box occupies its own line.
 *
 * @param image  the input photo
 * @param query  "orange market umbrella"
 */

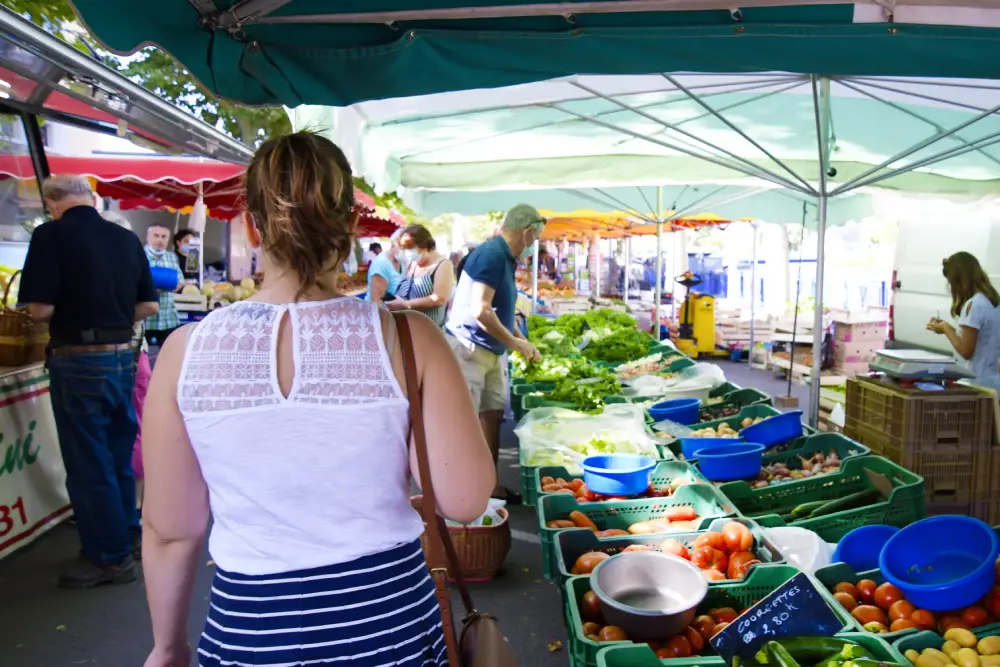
xmin=537 ymin=209 xmax=746 ymax=241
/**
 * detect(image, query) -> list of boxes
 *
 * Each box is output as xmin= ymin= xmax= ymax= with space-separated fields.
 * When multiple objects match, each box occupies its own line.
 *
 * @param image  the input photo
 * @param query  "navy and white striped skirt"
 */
xmin=197 ymin=540 xmax=449 ymax=667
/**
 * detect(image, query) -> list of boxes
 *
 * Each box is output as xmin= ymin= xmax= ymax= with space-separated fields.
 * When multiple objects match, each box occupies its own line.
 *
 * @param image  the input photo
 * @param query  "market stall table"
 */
xmin=0 ymin=362 xmax=69 ymax=560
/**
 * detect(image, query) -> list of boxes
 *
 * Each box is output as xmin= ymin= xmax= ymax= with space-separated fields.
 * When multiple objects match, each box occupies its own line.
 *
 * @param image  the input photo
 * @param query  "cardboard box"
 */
xmin=833 ymin=320 xmax=888 ymax=343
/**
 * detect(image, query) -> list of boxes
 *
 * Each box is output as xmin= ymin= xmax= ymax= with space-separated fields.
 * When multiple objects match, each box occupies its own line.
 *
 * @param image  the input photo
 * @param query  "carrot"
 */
xmin=665 ymin=507 xmax=698 ymax=522
xmin=569 ymin=511 xmax=599 ymax=531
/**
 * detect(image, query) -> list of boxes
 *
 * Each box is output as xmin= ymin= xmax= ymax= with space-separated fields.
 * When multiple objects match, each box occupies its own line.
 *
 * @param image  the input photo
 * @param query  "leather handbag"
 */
xmin=393 ymin=312 xmax=520 ymax=667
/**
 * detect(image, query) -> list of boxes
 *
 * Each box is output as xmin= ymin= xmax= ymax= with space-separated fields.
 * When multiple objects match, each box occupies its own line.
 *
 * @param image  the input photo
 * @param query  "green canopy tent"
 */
xmin=66 ymin=0 xmax=1000 ymax=107
xmin=291 ymin=72 xmax=1000 ymax=422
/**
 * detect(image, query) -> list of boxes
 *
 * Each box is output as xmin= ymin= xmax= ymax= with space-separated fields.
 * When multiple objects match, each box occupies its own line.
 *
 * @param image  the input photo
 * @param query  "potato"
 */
xmin=953 ymin=648 xmax=981 ymax=667
xmin=980 ymin=637 xmax=1000 ymax=656
xmin=918 ymin=654 xmax=949 ymax=667
xmin=925 ymin=648 xmax=957 ymax=665
xmin=945 ymin=629 xmax=979 ymax=649
xmin=943 ymin=641 xmax=964 ymax=656
xmin=980 ymin=657 xmax=1000 ymax=667
xmin=905 ymin=650 xmax=920 ymax=665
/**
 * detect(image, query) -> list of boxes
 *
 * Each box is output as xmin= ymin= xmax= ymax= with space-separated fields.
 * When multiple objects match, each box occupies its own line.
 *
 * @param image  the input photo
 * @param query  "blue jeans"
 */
xmin=49 ymin=350 xmax=139 ymax=566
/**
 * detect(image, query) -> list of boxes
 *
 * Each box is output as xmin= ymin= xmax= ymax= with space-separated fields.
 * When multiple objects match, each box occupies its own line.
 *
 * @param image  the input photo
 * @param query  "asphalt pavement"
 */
xmin=0 ymin=360 xmax=796 ymax=667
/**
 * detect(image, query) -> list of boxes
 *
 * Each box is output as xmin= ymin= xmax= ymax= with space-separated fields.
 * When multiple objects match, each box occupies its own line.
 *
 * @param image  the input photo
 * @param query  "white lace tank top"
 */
xmin=177 ymin=297 xmax=423 ymax=575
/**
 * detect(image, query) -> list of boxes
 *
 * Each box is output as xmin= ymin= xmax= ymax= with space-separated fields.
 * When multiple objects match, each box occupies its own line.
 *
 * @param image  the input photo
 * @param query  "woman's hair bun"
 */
xmin=245 ymin=131 xmax=356 ymax=294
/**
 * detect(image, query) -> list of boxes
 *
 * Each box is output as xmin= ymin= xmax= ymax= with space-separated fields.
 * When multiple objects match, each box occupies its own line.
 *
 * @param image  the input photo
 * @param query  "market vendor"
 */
xmin=445 ymin=204 xmax=545 ymax=501
xmin=144 ymin=224 xmax=184 ymax=350
xmin=366 ymin=228 xmax=404 ymax=303
xmin=927 ymin=251 xmax=1000 ymax=391
xmin=19 ymin=174 xmax=159 ymax=588
xmin=173 ymin=228 xmax=199 ymax=280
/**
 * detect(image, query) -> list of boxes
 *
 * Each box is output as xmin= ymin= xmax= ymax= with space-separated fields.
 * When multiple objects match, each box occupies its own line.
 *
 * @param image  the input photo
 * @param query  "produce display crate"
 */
xmin=566 ymin=564 xmax=855 ymax=667
xmin=845 ymin=377 xmax=996 ymax=508
xmin=698 ymin=387 xmax=773 ymax=422
xmin=725 ymin=455 xmax=925 ymax=542
xmin=593 ymin=633 xmax=904 ymax=667
xmin=511 ymin=381 xmax=556 ymax=421
xmin=533 ymin=460 xmax=699 ymax=503
xmin=813 ymin=563 xmax=904 ymax=640
xmin=553 ymin=516 xmax=784 ymax=584
xmin=655 ymin=404 xmax=811 ymax=460
xmin=537 ymin=484 xmax=736 ymax=580
xmin=695 ymin=433 xmax=872 ymax=487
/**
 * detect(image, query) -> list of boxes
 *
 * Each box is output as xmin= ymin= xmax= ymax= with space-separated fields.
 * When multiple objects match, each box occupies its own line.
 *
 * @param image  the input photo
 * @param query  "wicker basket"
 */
xmin=0 ymin=271 xmax=35 ymax=367
xmin=411 ymin=495 xmax=512 ymax=582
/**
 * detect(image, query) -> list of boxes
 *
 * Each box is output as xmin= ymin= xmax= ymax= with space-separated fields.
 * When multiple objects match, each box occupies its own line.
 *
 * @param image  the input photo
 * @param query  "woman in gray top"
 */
xmin=387 ymin=224 xmax=456 ymax=327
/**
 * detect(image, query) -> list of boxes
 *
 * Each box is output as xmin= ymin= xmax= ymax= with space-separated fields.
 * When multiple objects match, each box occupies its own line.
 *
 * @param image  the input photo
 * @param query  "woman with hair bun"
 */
xmin=387 ymin=224 xmax=456 ymax=328
xmin=139 ymin=132 xmax=495 ymax=667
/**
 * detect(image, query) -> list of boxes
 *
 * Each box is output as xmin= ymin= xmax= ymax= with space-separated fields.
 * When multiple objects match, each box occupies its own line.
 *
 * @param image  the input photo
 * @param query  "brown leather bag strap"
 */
xmin=393 ymin=312 xmax=476 ymax=618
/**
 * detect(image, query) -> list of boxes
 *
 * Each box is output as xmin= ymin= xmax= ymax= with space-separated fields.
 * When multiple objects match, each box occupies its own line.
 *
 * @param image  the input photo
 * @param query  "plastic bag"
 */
xmin=515 ymin=403 xmax=657 ymax=472
xmin=762 ymin=526 xmax=837 ymax=574
xmin=623 ymin=362 xmax=727 ymax=400
xmin=446 ymin=498 xmax=507 ymax=528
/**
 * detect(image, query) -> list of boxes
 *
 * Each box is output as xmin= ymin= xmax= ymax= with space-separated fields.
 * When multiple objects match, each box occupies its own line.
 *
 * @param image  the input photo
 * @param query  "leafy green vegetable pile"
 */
xmin=547 ymin=367 xmax=622 ymax=413
xmin=580 ymin=326 xmax=651 ymax=363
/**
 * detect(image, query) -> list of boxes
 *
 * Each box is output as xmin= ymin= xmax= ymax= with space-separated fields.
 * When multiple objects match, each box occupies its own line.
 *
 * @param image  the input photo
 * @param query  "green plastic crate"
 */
xmin=692 ymin=433 xmax=872 ymax=486
xmin=893 ymin=626 xmax=1000 ymax=661
xmin=593 ymin=632 xmax=904 ymax=667
xmin=698 ymin=387 xmax=772 ymax=422
xmin=726 ymin=455 xmax=926 ymax=542
xmin=537 ymin=484 xmax=736 ymax=580
xmin=553 ymin=516 xmax=783 ymax=584
xmin=535 ymin=460 xmax=699 ymax=502
xmin=653 ymin=405 xmax=787 ymax=460
xmin=709 ymin=381 xmax=743 ymax=398
xmin=566 ymin=564 xmax=855 ymax=667
xmin=511 ymin=382 xmax=556 ymax=421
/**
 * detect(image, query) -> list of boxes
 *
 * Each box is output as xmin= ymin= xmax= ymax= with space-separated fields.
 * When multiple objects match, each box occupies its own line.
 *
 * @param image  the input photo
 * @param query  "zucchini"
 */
xmin=773 ymin=637 xmax=866 ymax=662
xmin=790 ymin=501 xmax=827 ymax=517
xmin=842 ymin=660 xmax=910 ymax=667
xmin=809 ymin=489 xmax=881 ymax=518
xmin=767 ymin=641 xmax=802 ymax=667
xmin=779 ymin=512 xmax=798 ymax=523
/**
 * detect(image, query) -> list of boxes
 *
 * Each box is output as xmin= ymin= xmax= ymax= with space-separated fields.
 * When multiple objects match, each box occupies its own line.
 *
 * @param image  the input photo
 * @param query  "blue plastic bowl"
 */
xmin=879 ymin=515 xmax=1000 ymax=611
xmin=832 ymin=525 xmax=900 ymax=572
xmin=648 ymin=398 xmax=702 ymax=425
xmin=693 ymin=443 xmax=766 ymax=482
xmin=580 ymin=454 xmax=656 ymax=496
xmin=150 ymin=265 xmax=180 ymax=291
xmin=739 ymin=410 xmax=804 ymax=448
xmin=680 ymin=436 xmax=742 ymax=460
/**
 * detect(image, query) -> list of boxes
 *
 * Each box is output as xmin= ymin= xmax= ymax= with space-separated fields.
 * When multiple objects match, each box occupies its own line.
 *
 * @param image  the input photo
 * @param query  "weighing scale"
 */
xmin=869 ymin=349 xmax=976 ymax=381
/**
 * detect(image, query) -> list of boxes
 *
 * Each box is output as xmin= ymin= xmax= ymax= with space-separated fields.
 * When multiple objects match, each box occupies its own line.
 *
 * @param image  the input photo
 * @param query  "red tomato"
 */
xmin=856 ymin=580 xmax=878 ymax=605
xmin=834 ymin=592 xmax=858 ymax=612
xmin=581 ymin=591 xmax=603 ymax=623
xmin=960 ymin=606 xmax=989 ymax=628
xmin=572 ymin=552 xmax=610 ymax=575
xmin=710 ymin=607 xmax=738 ymax=624
xmin=643 ymin=640 xmax=662 ymax=652
xmin=684 ymin=626 xmax=705 ymax=654
xmin=540 ymin=476 xmax=555 ymax=486
xmin=833 ymin=582 xmax=861 ymax=601
xmin=582 ymin=622 xmax=601 ymax=636
xmin=888 ymin=600 xmax=915 ymax=622
xmin=987 ymin=588 xmax=1000 ymax=620
xmin=727 ymin=552 xmax=759 ymax=580
xmin=702 ymin=568 xmax=726 ymax=582
xmin=693 ymin=532 xmax=726 ymax=551
xmin=693 ymin=615 xmax=716 ymax=641
xmin=692 ymin=546 xmax=728 ymax=573
xmin=712 ymin=622 xmax=729 ymax=636
xmin=722 ymin=522 xmax=754 ymax=552
xmin=659 ymin=538 xmax=691 ymax=560
xmin=665 ymin=635 xmax=693 ymax=658
xmin=909 ymin=609 xmax=936 ymax=631
xmin=873 ymin=583 xmax=904 ymax=611
xmin=599 ymin=626 xmax=629 ymax=642
xmin=851 ymin=605 xmax=887 ymax=627
xmin=890 ymin=619 xmax=917 ymax=632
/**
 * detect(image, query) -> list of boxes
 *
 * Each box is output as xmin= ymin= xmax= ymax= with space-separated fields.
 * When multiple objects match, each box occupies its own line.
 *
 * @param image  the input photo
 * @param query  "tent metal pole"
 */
xmin=750 ymin=222 xmax=758 ymax=365
xmin=810 ymin=75 xmax=831 ymax=428
xmin=654 ymin=186 xmax=664 ymax=341
xmin=661 ymin=74 xmax=816 ymax=193
xmin=624 ymin=235 xmax=631 ymax=304
xmin=549 ymin=103 xmax=815 ymax=194
xmin=531 ymin=240 xmax=540 ymax=314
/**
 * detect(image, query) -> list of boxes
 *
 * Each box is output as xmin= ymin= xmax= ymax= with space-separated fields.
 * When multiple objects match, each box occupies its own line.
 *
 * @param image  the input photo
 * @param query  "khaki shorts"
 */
xmin=447 ymin=334 xmax=508 ymax=413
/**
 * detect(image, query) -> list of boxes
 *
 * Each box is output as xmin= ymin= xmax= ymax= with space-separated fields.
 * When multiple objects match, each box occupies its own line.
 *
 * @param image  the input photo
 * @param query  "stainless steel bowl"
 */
xmin=591 ymin=550 xmax=708 ymax=640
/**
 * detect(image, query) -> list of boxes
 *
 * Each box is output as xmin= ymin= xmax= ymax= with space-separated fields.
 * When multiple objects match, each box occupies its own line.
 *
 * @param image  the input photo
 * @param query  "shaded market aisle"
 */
xmin=0 ymin=360 xmax=797 ymax=667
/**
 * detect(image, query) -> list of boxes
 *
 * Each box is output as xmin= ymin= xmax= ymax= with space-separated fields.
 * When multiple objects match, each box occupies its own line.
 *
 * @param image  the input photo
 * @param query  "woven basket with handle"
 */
xmin=411 ymin=495 xmax=512 ymax=582
xmin=0 ymin=271 xmax=35 ymax=367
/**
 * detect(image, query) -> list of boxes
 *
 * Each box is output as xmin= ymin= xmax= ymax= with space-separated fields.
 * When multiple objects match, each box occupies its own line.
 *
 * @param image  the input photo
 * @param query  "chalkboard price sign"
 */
xmin=710 ymin=572 xmax=844 ymax=663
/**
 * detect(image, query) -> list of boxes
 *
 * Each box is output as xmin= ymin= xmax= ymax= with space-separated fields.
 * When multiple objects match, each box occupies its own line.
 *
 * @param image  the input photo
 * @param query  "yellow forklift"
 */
xmin=674 ymin=272 xmax=727 ymax=359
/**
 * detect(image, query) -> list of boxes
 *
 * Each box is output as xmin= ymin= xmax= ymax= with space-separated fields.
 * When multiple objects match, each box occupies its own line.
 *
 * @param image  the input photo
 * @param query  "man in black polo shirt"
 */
xmin=19 ymin=175 xmax=159 ymax=588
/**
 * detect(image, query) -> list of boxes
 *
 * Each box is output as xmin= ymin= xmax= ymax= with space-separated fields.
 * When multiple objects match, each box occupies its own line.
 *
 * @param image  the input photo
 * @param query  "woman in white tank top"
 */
xmin=139 ymin=133 xmax=496 ymax=667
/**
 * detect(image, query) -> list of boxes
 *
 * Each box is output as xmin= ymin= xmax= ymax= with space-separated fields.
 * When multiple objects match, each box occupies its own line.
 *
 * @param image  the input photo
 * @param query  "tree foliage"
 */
xmin=3 ymin=0 xmax=290 ymax=146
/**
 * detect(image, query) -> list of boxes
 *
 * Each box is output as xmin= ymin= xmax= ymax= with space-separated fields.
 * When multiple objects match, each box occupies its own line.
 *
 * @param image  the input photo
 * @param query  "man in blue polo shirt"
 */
xmin=446 ymin=204 xmax=544 ymax=500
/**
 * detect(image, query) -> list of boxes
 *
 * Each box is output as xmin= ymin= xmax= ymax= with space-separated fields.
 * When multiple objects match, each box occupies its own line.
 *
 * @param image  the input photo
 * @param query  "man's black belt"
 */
xmin=50 ymin=327 xmax=134 ymax=347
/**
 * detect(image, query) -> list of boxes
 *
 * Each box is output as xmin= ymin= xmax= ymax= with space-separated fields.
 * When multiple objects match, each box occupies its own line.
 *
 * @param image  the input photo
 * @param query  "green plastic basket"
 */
xmin=725 ymin=455 xmax=926 ymax=542
xmin=654 ymin=405 xmax=789 ymax=460
xmin=511 ymin=382 xmax=556 ymax=421
xmin=893 ymin=626 xmax=1000 ymax=662
xmin=592 ymin=632 xmax=905 ymax=667
xmin=693 ymin=433 xmax=872 ymax=487
xmin=535 ymin=460 xmax=699 ymax=502
xmin=698 ymin=387 xmax=773 ymax=422
xmin=537 ymin=484 xmax=736 ymax=580
xmin=553 ymin=516 xmax=784 ymax=585
xmin=566 ymin=564 xmax=854 ymax=667
xmin=812 ymin=563 xmax=899 ymax=638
